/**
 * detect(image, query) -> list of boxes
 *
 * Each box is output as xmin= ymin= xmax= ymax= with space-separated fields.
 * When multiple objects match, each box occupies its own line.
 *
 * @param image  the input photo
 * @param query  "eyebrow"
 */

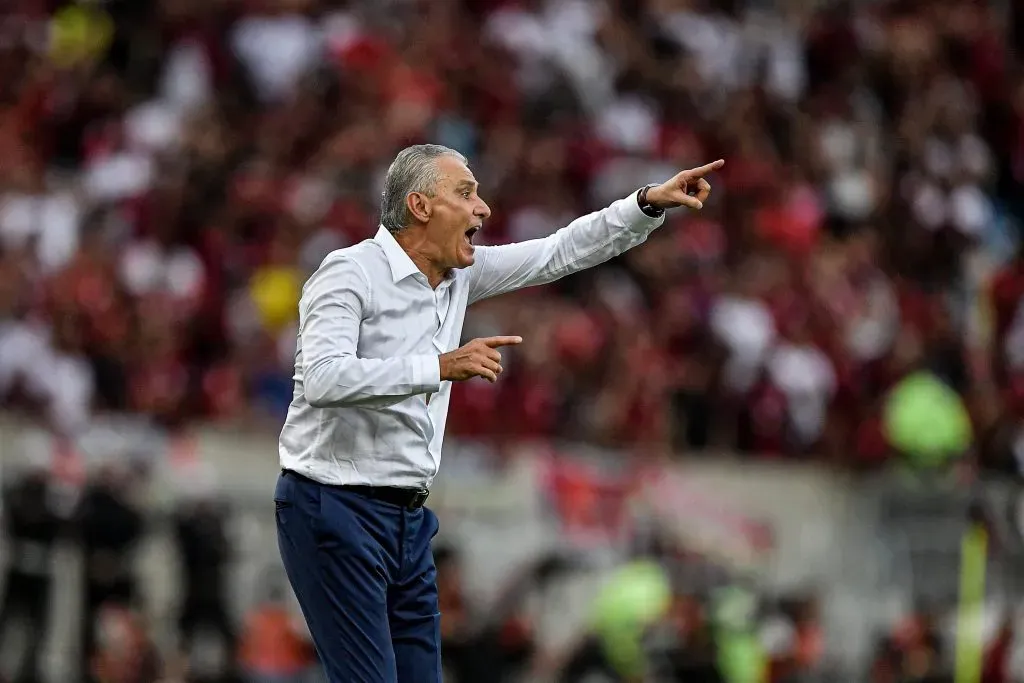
xmin=454 ymin=180 xmax=478 ymax=192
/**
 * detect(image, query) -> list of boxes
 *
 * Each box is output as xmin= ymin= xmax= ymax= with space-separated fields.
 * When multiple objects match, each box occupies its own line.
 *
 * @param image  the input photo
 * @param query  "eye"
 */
xmin=462 ymin=191 xmax=472 ymax=199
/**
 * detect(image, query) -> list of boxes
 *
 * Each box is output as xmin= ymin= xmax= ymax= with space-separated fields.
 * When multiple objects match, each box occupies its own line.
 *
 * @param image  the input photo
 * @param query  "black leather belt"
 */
xmin=344 ymin=485 xmax=430 ymax=510
xmin=283 ymin=470 xmax=429 ymax=510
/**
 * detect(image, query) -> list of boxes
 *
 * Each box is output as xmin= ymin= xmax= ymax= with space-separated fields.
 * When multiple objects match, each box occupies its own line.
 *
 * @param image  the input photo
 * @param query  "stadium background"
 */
xmin=2 ymin=0 xmax=1024 ymax=681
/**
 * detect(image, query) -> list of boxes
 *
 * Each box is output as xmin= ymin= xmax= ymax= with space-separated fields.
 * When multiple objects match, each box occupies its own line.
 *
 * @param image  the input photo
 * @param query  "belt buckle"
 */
xmin=409 ymin=489 xmax=429 ymax=509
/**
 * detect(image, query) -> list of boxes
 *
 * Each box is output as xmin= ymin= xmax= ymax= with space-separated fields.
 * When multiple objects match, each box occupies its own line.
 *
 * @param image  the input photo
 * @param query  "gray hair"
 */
xmin=380 ymin=144 xmax=468 ymax=234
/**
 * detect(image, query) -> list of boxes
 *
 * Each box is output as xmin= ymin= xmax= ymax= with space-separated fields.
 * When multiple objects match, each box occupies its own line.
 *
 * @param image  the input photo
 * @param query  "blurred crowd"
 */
xmin=2 ymin=0 xmax=1024 ymax=681
xmin=6 ymin=457 xmax=1024 ymax=683
xmin=0 ymin=457 xmax=873 ymax=683
xmin=0 ymin=0 xmax=1021 ymax=469
xmin=0 ymin=459 xmax=323 ymax=683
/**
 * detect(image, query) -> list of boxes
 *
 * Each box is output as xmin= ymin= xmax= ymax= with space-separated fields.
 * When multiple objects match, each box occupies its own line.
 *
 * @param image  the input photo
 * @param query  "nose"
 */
xmin=475 ymin=197 xmax=491 ymax=220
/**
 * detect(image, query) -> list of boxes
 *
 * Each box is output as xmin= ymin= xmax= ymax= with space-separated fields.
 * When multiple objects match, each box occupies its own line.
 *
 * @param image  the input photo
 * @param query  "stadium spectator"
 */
xmin=172 ymin=485 xmax=237 ymax=683
xmin=0 ymin=464 xmax=63 ymax=683
xmin=74 ymin=463 xmax=146 ymax=683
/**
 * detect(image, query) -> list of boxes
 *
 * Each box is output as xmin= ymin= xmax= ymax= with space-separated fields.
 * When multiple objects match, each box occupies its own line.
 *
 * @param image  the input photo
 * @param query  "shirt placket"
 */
xmin=425 ymin=283 xmax=452 ymax=486
xmin=426 ymin=286 xmax=450 ymax=404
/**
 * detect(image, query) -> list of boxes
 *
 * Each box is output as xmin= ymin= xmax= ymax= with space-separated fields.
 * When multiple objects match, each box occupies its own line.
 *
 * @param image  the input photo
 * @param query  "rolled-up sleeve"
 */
xmin=466 ymin=192 xmax=666 ymax=305
xmin=299 ymin=256 xmax=441 ymax=408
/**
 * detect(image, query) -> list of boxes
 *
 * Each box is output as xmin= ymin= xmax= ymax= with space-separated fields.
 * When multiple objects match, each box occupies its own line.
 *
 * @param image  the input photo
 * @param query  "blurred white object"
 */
xmin=0 ymin=190 xmax=81 ymax=272
xmin=0 ymin=319 xmax=93 ymax=436
xmin=846 ymin=278 xmax=899 ymax=362
xmin=124 ymin=101 xmax=182 ymax=153
xmin=711 ymin=295 xmax=776 ymax=394
xmin=161 ymin=41 xmax=213 ymax=112
xmin=767 ymin=343 xmax=837 ymax=446
xmin=119 ymin=240 xmax=205 ymax=301
xmin=949 ymin=184 xmax=992 ymax=237
xmin=829 ymin=169 xmax=877 ymax=221
xmin=0 ymin=321 xmax=51 ymax=401
xmin=911 ymin=181 xmax=947 ymax=230
xmin=594 ymin=95 xmax=660 ymax=155
xmin=231 ymin=13 xmax=321 ymax=102
xmin=83 ymin=152 xmax=154 ymax=203
xmin=664 ymin=9 xmax=747 ymax=92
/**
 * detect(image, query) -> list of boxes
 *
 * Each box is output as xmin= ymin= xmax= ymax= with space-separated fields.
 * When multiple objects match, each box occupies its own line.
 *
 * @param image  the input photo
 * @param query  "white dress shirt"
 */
xmin=278 ymin=192 xmax=665 ymax=488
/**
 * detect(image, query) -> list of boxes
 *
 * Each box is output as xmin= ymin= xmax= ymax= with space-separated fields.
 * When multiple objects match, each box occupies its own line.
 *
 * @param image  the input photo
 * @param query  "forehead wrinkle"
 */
xmin=436 ymin=157 xmax=475 ymax=183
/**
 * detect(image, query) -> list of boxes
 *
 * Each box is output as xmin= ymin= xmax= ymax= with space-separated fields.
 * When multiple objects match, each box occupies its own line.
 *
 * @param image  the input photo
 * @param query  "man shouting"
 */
xmin=274 ymin=144 xmax=723 ymax=682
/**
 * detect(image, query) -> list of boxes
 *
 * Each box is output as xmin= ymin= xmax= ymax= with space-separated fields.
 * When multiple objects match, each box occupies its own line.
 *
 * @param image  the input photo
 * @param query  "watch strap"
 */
xmin=637 ymin=183 xmax=665 ymax=218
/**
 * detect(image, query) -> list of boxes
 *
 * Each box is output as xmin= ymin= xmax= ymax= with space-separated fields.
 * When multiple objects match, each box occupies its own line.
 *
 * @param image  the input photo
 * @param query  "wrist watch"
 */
xmin=637 ymin=183 xmax=665 ymax=218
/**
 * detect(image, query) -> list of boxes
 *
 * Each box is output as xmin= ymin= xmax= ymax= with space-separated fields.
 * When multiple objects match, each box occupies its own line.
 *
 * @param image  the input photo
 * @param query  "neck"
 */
xmin=394 ymin=230 xmax=448 ymax=288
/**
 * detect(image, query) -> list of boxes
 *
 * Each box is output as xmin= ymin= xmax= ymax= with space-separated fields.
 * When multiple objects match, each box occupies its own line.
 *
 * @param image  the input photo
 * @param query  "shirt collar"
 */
xmin=372 ymin=226 xmax=456 ymax=287
xmin=374 ymin=226 xmax=421 ymax=283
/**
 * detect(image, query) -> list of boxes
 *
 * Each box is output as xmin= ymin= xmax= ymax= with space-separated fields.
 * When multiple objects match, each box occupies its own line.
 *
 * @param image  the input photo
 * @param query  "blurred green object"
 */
xmin=882 ymin=371 xmax=973 ymax=467
xmin=711 ymin=586 xmax=768 ymax=683
xmin=589 ymin=560 xmax=672 ymax=680
xmin=954 ymin=524 xmax=988 ymax=683
xmin=49 ymin=3 xmax=113 ymax=68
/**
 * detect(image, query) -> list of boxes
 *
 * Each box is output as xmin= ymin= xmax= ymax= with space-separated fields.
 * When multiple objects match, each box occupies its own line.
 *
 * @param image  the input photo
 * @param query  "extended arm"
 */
xmin=466 ymin=160 xmax=723 ymax=304
xmin=299 ymin=256 xmax=440 ymax=408
xmin=465 ymin=192 xmax=664 ymax=304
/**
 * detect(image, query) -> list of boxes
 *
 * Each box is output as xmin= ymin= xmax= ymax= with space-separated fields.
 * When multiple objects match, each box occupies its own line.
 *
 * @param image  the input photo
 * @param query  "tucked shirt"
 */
xmin=278 ymin=192 xmax=666 ymax=488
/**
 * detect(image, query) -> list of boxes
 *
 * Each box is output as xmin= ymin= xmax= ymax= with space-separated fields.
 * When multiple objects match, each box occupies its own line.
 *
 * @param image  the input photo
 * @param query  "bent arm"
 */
xmin=299 ymin=256 xmax=440 ymax=408
xmin=466 ymin=191 xmax=665 ymax=304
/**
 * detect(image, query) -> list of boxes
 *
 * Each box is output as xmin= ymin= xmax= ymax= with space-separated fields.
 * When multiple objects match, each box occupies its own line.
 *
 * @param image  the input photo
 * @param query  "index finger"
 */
xmin=681 ymin=159 xmax=725 ymax=179
xmin=480 ymin=335 xmax=523 ymax=348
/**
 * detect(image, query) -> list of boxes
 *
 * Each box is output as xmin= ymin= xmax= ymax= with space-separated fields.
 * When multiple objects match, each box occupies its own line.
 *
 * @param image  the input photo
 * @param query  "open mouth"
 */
xmin=464 ymin=225 xmax=480 ymax=244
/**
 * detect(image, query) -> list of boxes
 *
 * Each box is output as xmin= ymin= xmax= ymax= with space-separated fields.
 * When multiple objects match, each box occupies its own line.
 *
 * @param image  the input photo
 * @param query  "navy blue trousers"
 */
xmin=274 ymin=471 xmax=442 ymax=683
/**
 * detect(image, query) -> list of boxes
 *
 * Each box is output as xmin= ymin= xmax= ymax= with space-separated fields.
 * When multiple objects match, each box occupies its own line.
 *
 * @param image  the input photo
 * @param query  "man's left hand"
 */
xmin=646 ymin=159 xmax=725 ymax=211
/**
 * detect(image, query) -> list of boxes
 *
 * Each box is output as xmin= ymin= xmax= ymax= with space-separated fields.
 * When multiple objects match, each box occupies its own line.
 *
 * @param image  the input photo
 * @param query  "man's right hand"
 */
xmin=439 ymin=336 xmax=522 ymax=383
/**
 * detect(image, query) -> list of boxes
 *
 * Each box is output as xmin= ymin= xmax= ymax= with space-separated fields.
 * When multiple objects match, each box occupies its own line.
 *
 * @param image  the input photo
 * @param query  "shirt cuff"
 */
xmin=616 ymin=190 xmax=668 ymax=233
xmin=411 ymin=354 xmax=442 ymax=394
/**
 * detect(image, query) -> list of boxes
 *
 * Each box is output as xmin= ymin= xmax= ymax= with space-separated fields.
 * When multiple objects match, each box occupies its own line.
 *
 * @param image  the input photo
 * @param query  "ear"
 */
xmin=406 ymin=192 xmax=432 ymax=225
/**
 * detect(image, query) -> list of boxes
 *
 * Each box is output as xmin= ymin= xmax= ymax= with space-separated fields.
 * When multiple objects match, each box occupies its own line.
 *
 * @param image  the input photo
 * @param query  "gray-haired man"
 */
xmin=274 ymin=144 xmax=723 ymax=682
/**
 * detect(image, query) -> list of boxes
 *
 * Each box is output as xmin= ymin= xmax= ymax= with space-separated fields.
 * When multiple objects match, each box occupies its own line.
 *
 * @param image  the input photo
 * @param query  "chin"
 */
xmin=455 ymin=246 xmax=476 ymax=268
